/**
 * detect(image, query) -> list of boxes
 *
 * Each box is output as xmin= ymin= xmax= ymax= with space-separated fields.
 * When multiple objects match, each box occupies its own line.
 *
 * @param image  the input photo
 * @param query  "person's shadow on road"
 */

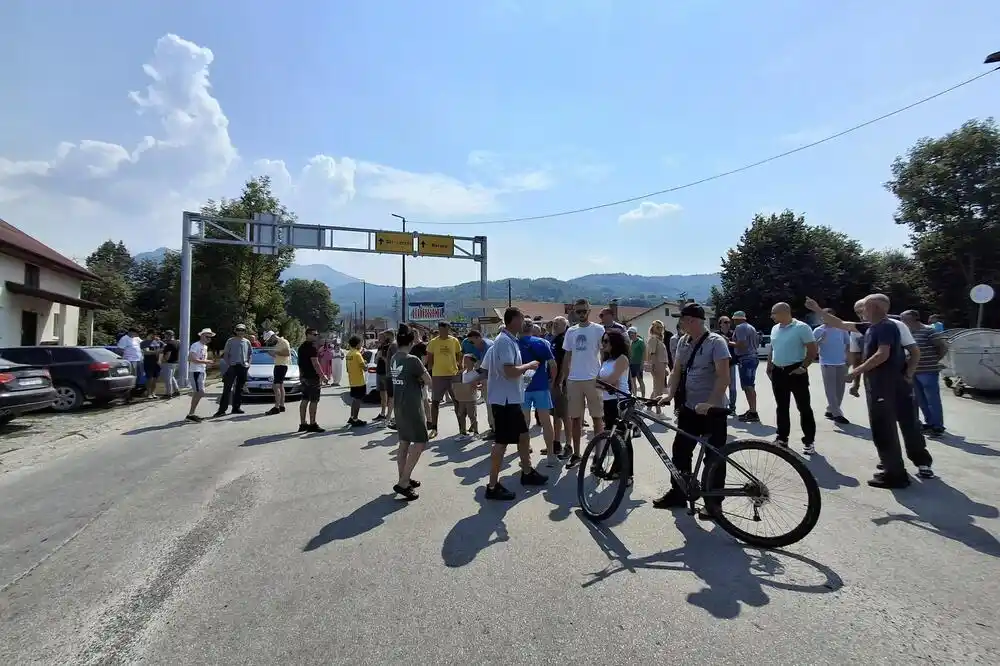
xmin=807 ymin=453 xmax=860 ymax=490
xmin=933 ymin=432 xmax=1000 ymax=458
xmin=241 ymin=431 xmax=302 ymax=447
xmin=124 ymin=421 xmax=189 ymax=436
xmin=729 ymin=420 xmax=778 ymax=438
xmin=441 ymin=486 xmax=513 ymax=567
xmin=303 ymin=495 xmax=408 ymax=551
xmin=872 ymin=478 xmax=1000 ymax=558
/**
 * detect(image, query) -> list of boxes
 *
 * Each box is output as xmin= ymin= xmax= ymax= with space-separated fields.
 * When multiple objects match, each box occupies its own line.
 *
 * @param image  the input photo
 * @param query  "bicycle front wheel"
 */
xmin=704 ymin=439 xmax=822 ymax=549
xmin=577 ymin=431 xmax=630 ymax=521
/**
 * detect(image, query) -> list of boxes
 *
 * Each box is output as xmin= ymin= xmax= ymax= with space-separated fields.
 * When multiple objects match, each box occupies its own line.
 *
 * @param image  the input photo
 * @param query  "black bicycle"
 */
xmin=578 ymin=381 xmax=822 ymax=549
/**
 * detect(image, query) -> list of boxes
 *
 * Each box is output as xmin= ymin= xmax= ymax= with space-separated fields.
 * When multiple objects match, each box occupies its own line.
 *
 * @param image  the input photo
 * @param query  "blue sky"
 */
xmin=2 ymin=0 xmax=998 ymax=288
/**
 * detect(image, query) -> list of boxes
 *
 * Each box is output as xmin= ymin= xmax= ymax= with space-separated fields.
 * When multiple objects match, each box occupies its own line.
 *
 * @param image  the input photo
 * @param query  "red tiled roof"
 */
xmin=0 ymin=219 xmax=98 ymax=281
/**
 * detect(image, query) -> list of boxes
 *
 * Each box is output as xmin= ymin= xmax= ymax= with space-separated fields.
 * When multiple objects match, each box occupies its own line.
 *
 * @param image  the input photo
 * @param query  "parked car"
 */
xmin=0 ymin=358 xmax=57 ymax=426
xmin=363 ymin=349 xmax=379 ymax=402
xmin=243 ymin=348 xmax=302 ymax=399
xmin=757 ymin=335 xmax=772 ymax=360
xmin=0 ymin=346 xmax=136 ymax=412
xmin=103 ymin=346 xmax=148 ymax=392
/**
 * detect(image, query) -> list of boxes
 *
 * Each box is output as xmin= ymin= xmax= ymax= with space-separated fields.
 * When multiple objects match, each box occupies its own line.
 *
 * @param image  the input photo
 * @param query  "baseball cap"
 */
xmin=732 ymin=311 xmax=747 ymax=320
xmin=235 ymin=323 xmax=247 ymax=331
xmin=627 ymin=326 xmax=638 ymax=334
xmin=679 ymin=303 xmax=706 ymax=320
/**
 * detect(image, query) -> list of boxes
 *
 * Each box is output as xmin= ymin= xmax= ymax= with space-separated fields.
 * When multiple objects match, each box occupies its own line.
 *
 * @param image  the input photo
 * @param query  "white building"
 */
xmin=622 ymin=301 xmax=718 ymax=337
xmin=0 ymin=219 xmax=103 ymax=347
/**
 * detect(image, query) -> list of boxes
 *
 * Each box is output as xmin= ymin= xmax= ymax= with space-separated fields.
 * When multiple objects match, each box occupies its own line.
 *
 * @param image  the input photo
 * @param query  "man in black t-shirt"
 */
xmin=297 ymin=328 xmax=328 ymax=433
xmin=160 ymin=330 xmax=181 ymax=398
xmin=549 ymin=316 xmax=570 ymax=457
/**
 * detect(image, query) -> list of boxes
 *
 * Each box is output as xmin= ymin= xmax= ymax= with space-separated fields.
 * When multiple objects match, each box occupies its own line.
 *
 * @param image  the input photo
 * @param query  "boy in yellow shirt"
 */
xmin=345 ymin=335 xmax=368 ymax=427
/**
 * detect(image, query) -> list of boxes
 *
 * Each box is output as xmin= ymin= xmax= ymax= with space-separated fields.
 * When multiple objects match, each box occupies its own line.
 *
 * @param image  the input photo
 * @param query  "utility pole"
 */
xmin=353 ymin=302 xmax=357 ymax=335
xmin=507 ymin=279 xmax=512 ymax=307
xmin=391 ymin=213 xmax=407 ymax=322
xmin=362 ymin=280 xmax=367 ymax=333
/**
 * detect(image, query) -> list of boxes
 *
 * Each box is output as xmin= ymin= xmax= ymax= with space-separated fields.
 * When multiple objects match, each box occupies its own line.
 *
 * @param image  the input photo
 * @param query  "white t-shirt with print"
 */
xmin=848 ymin=319 xmax=915 ymax=353
xmin=562 ymin=323 xmax=604 ymax=381
xmin=189 ymin=341 xmax=208 ymax=374
xmin=117 ymin=334 xmax=142 ymax=362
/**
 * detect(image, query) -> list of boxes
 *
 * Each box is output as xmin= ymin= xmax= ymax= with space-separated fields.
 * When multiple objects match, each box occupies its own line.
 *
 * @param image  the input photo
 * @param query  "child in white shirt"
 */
xmin=452 ymin=355 xmax=481 ymax=437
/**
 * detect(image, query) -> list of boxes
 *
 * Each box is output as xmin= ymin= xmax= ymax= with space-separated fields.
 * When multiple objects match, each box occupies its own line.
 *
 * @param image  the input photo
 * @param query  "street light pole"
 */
xmin=362 ymin=280 xmax=367 ymax=333
xmin=391 ymin=213 xmax=407 ymax=323
xmin=353 ymin=301 xmax=357 ymax=335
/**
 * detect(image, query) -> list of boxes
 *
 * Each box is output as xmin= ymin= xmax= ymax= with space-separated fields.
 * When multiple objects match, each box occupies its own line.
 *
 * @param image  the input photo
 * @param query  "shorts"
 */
xmin=273 ymin=365 xmax=288 ymax=384
xmin=567 ymin=378 xmax=603 ymax=419
xmin=551 ymin=385 xmax=568 ymax=418
xmin=523 ymin=389 xmax=553 ymax=412
xmin=190 ymin=372 xmax=205 ymax=394
xmin=377 ymin=374 xmax=394 ymax=396
xmin=301 ymin=378 xmax=322 ymax=402
xmin=349 ymin=385 xmax=367 ymax=400
xmin=737 ymin=356 xmax=759 ymax=388
xmin=603 ymin=398 xmax=622 ymax=429
xmin=431 ymin=375 xmax=458 ymax=402
xmin=491 ymin=402 xmax=528 ymax=445
xmin=144 ymin=362 xmax=161 ymax=379
xmin=629 ymin=363 xmax=642 ymax=379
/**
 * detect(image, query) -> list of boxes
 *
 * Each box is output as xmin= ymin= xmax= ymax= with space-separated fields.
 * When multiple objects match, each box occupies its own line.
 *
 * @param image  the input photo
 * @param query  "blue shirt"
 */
xmin=483 ymin=331 xmax=523 ymax=406
xmin=770 ymin=319 xmax=815 ymax=367
xmin=518 ymin=335 xmax=554 ymax=392
xmin=463 ymin=337 xmax=492 ymax=361
xmin=931 ymin=321 xmax=944 ymax=333
xmin=814 ymin=324 xmax=850 ymax=366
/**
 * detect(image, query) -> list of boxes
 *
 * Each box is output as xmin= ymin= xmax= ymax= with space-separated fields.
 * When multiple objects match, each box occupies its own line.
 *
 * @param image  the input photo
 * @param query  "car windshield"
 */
xmin=251 ymin=348 xmax=298 ymax=365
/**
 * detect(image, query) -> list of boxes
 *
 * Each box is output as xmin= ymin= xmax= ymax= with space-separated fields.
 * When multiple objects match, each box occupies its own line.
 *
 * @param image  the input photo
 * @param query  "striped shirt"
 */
xmin=911 ymin=325 xmax=944 ymax=372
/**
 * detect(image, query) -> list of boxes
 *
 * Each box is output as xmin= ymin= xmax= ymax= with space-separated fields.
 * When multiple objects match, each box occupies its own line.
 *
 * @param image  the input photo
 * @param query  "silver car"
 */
xmin=243 ymin=348 xmax=301 ymax=399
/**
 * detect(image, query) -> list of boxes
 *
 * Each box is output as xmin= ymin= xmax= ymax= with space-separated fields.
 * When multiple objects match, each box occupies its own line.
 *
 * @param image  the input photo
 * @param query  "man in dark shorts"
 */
xmin=549 ymin=316 xmax=570 ymax=458
xmin=297 ymin=328 xmax=328 ymax=433
xmin=481 ymin=307 xmax=549 ymax=501
xmin=390 ymin=324 xmax=431 ymax=501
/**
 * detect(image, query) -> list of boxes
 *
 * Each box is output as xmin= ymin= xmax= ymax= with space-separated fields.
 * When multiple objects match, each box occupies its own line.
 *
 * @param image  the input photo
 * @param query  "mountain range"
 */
xmin=134 ymin=248 xmax=721 ymax=319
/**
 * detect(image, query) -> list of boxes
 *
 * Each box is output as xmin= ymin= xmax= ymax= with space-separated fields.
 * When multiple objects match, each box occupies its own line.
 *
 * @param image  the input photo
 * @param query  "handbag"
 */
xmin=674 ymin=332 xmax=710 ymax=408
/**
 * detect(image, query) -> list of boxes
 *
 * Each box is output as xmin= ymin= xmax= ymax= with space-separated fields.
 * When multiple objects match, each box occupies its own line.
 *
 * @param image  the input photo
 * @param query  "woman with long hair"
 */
xmin=390 ymin=324 xmax=431 ymax=501
xmin=597 ymin=329 xmax=633 ymax=482
xmin=647 ymin=320 xmax=669 ymax=414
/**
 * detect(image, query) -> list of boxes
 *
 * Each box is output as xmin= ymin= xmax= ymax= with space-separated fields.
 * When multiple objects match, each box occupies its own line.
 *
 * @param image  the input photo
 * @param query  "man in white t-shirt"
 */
xmin=186 ymin=328 xmax=215 ymax=422
xmin=117 ymin=327 xmax=143 ymax=374
xmin=557 ymin=298 xmax=606 ymax=468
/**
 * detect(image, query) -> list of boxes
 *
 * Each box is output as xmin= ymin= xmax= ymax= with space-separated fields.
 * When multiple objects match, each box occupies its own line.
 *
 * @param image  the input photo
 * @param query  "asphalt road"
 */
xmin=1 ymin=369 xmax=998 ymax=665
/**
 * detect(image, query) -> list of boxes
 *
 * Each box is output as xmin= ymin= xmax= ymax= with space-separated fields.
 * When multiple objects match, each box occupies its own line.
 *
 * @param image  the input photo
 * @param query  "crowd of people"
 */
xmin=159 ymin=291 xmax=954 ymax=503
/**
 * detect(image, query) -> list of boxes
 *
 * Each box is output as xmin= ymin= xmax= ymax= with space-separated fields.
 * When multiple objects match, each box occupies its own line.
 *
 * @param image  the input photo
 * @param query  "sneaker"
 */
xmin=774 ymin=438 xmax=789 ymax=448
xmin=565 ymin=453 xmax=581 ymax=469
xmin=652 ymin=488 xmax=687 ymax=509
xmin=297 ymin=423 xmax=309 ymax=432
xmin=374 ymin=414 xmax=386 ymax=421
xmin=485 ymin=483 xmax=515 ymax=501
xmin=803 ymin=443 xmax=816 ymax=455
xmin=920 ymin=423 xmax=933 ymax=432
xmin=552 ymin=441 xmax=563 ymax=456
xmin=917 ymin=465 xmax=935 ymax=479
xmin=929 ymin=427 xmax=945 ymax=438
xmin=824 ymin=411 xmax=833 ymax=419
xmin=351 ymin=419 xmax=368 ymax=428
xmin=306 ymin=423 xmax=325 ymax=433
xmin=212 ymin=410 xmax=226 ymax=419
xmin=557 ymin=446 xmax=571 ymax=460
xmin=231 ymin=409 xmax=245 ymax=415
xmin=278 ymin=405 xmax=286 ymax=412
xmin=481 ymin=429 xmax=495 ymax=440
xmin=738 ymin=411 xmax=760 ymax=423
xmin=346 ymin=417 xmax=356 ymax=427
xmin=392 ymin=483 xmax=419 ymax=501
xmin=185 ymin=414 xmax=202 ymax=422
xmin=868 ymin=472 xmax=911 ymax=489
xmin=266 ymin=407 xmax=281 ymax=416
xmin=428 ymin=428 xmax=438 ymax=439
xmin=521 ymin=468 xmax=549 ymax=486
xmin=832 ymin=415 xmax=850 ymax=425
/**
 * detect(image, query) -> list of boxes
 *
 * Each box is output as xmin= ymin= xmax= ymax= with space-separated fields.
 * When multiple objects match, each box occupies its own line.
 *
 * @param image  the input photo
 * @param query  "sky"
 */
xmin=1 ymin=0 xmax=999 ymax=288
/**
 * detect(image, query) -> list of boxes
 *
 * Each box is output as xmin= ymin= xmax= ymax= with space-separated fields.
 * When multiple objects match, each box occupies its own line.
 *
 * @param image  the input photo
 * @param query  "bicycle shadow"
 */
xmin=577 ymin=511 xmax=843 ymax=619
xmin=872 ymin=478 xmax=1000 ymax=558
xmin=441 ymin=485 xmax=514 ymax=567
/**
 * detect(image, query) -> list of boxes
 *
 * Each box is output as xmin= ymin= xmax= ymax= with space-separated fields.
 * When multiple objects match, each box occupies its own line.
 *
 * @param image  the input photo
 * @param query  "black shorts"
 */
xmin=301 ymin=378 xmax=322 ymax=402
xmin=377 ymin=374 xmax=394 ymax=396
xmin=491 ymin=402 xmax=528 ymax=445
xmin=274 ymin=365 xmax=288 ymax=384
xmin=349 ymin=385 xmax=367 ymax=400
xmin=143 ymin=361 xmax=160 ymax=379
xmin=628 ymin=363 xmax=642 ymax=379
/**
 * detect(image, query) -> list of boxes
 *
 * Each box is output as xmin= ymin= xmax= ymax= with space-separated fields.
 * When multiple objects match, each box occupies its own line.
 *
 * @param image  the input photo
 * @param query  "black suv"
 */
xmin=0 ymin=346 xmax=136 ymax=412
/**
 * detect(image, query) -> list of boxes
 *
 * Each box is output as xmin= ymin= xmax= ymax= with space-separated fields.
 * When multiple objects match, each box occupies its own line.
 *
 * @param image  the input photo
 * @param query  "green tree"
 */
xmin=192 ymin=176 xmax=296 ymax=346
xmin=711 ymin=210 xmax=872 ymax=324
xmin=80 ymin=240 xmax=135 ymax=344
xmin=863 ymin=249 xmax=929 ymax=315
xmin=282 ymin=278 xmax=339 ymax=332
xmin=886 ymin=118 xmax=1000 ymax=327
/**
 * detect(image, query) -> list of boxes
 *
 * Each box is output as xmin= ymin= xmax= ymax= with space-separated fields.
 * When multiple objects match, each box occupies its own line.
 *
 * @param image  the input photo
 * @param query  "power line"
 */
xmin=412 ymin=67 xmax=998 ymax=228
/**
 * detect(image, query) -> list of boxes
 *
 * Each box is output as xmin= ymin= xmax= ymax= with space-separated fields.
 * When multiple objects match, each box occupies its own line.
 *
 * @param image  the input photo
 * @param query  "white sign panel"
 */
xmin=407 ymin=302 xmax=446 ymax=322
xmin=970 ymin=284 xmax=995 ymax=305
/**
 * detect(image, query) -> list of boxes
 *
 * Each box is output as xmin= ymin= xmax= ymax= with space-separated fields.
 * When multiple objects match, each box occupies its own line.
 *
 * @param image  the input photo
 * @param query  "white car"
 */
xmin=243 ymin=348 xmax=301 ymax=399
xmin=757 ymin=335 xmax=772 ymax=360
xmin=363 ymin=349 xmax=379 ymax=402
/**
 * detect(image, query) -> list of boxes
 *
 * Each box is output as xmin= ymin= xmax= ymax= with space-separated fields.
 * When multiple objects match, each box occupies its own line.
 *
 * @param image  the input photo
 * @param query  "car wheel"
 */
xmin=52 ymin=384 xmax=85 ymax=412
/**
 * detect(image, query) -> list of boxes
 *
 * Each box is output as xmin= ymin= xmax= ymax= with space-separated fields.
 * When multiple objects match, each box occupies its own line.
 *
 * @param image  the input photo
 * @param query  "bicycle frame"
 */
xmin=600 ymin=384 xmax=764 ymax=500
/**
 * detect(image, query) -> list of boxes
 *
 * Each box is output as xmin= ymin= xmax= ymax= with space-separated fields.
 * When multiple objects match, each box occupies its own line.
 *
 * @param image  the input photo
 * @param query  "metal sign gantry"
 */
xmin=177 ymin=211 xmax=487 ymax=385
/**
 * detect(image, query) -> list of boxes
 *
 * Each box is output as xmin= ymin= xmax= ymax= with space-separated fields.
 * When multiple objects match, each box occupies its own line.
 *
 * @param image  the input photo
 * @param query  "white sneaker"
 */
xmin=803 ymin=443 xmax=816 ymax=455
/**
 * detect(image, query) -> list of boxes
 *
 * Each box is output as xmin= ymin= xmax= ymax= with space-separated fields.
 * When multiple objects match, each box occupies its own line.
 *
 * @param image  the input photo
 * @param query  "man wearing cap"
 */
xmin=215 ymin=324 xmax=252 ymax=418
xmin=653 ymin=303 xmax=731 ymax=517
xmin=731 ymin=310 xmax=762 ymax=423
xmin=186 ymin=328 xmax=216 ymax=422
xmin=627 ymin=327 xmax=647 ymax=397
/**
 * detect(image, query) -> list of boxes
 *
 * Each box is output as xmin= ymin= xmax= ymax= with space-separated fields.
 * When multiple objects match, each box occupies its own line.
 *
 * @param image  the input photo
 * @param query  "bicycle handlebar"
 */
xmin=595 ymin=379 xmax=730 ymax=416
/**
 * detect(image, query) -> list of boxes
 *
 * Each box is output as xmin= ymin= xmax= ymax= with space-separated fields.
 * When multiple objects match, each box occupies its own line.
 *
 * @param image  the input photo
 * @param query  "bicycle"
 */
xmin=577 ymin=380 xmax=822 ymax=549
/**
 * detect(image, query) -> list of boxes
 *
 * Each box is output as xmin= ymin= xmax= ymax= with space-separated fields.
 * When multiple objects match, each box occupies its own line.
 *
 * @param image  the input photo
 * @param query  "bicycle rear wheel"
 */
xmin=704 ymin=439 xmax=821 ymax=549
xmin=578 ymin=431 xmax=630 ymax=521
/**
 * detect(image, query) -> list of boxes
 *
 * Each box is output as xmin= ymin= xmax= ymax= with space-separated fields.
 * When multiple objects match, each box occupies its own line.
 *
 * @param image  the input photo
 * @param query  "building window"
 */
xmin=25 ymin=263 xmax=41 ymax=288
xmin=53 ymin=310 xmax=62 ymax=337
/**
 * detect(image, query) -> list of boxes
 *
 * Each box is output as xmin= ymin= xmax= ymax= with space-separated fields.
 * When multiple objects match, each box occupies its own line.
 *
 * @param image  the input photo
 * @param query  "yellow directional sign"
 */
xmin=375 ymin=231 xmax=413 ymax=255
xmin=417 ymin=234 xmax=455 ymax=257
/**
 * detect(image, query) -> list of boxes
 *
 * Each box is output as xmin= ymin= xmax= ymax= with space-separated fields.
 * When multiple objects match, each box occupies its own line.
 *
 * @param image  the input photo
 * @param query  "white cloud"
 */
xmin=617 ymin=201 xmax=682 ymax=224
xmin=0 ymin=34 xmax=556 ymax=258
